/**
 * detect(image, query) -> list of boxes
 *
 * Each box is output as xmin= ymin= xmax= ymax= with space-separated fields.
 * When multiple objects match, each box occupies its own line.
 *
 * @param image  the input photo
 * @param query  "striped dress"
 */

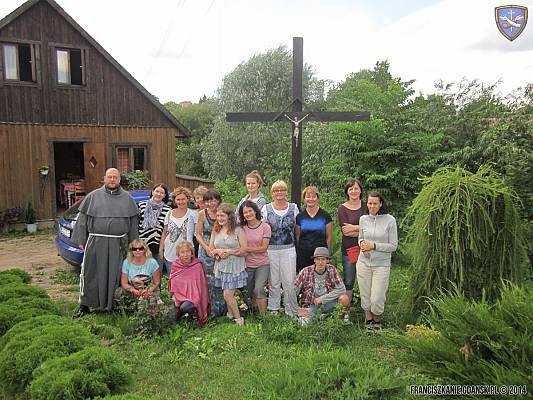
xmin=138 ymin=200 xmax=172 ymax=257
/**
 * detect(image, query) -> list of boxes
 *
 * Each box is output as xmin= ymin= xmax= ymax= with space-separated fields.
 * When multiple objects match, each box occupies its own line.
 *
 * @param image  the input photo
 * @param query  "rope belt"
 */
xmin=79 ymin=232 xmax=127 ymax=300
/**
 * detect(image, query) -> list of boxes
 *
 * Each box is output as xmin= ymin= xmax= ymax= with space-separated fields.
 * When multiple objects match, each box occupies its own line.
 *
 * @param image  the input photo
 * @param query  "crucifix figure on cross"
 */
xmin=284 ymin=113 xmax=310 ymax=147
xmin=226 ymin=37 xmax=370 ymax=206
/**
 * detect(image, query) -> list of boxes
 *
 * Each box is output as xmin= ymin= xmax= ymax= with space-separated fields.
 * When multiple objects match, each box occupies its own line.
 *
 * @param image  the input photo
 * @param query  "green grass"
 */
xmin=48 ymin=267 xmax=435 ymax=400
xmin=51 ymin=269 xmax=79 ymax=286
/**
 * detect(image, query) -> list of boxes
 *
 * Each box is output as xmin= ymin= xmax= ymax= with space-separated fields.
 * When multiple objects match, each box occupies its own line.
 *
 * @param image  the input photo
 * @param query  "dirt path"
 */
xmin=0 ymin=231 xmax=79 ymax=302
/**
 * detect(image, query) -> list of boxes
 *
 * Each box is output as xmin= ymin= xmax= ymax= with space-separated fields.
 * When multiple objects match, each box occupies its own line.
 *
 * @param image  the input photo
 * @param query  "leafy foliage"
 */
xmin=166 ymin=101 xmax=218 ymax=177
xmin=122 ymin=170 xmax=150 ymax=189
xmin=29 ymin=346 xmax=132 ymax=400
xmin=403 ymin=166 xmax=529 ymax=314
xmin=202 ymin=45 xmax=326 ymax=180
xmin=395 ymin=284 xmax=533 ymax=388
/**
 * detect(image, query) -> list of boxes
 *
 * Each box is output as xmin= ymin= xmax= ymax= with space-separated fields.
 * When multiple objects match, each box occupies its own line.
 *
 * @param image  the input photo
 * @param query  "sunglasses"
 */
xmin=130 ymin=247 xmax=145 ymax=251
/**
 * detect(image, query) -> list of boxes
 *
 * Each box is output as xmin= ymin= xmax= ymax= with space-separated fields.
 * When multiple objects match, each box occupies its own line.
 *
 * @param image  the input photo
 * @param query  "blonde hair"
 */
xmin=246 ymin=170 xmax=264 ymax=187
xmin=127 ymin=239 xmax=152 ymax=262
xmin=193 ymin=185 xmax=208 ymax=198
xmin=212 ymin=203 xmax=236 ymax=235
xmin=171 ymin=186 xmax=191 ymax=205
xmin=271 ymin=180 xmax=288 ymax=193
xmin=176 ymin=241 xmax=195 ymax=257
xmin=302 ymin=186 xmax=320 ymax=201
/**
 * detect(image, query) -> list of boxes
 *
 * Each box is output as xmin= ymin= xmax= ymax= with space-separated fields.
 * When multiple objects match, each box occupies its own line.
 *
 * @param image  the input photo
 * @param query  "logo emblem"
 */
xmin=495 ymin=5 xmax=528 ymax=41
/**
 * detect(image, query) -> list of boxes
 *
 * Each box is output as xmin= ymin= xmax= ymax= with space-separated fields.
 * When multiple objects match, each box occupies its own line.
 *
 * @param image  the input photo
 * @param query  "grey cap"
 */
xmin=311 ymin=247 xmax=330 ymax=259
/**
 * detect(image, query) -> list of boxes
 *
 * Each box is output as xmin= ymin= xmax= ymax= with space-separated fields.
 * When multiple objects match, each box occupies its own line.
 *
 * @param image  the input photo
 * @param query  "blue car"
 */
xmin=55 ymin=190 xmax=151 ymax=267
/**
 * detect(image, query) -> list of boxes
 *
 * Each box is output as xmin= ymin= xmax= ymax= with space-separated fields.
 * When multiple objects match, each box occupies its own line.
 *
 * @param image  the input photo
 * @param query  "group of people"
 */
xmin=72 ymin=168 xmax=398 ymax=330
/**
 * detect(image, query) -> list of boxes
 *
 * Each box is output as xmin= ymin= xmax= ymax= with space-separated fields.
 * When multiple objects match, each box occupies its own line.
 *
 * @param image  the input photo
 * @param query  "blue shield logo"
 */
xmin=495 ymin=6 xmax=528 ymax=41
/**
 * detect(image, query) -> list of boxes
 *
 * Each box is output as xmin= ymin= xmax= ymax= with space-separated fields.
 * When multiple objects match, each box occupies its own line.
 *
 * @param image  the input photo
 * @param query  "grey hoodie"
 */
xmin=357 ymin=213 xmax=398 ymax=267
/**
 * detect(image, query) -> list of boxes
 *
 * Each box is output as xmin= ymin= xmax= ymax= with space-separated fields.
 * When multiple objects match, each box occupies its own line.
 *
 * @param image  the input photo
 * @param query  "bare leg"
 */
xmin=224 ymin=289 xmax=240 ymax=320
xmin=256 ymin=298 xmax=267 ymax=315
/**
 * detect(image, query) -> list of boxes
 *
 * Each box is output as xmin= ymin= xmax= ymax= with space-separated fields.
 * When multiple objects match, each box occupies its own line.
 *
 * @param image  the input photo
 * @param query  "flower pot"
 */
xmin=26 ymin=223 xmax=38 ymax=233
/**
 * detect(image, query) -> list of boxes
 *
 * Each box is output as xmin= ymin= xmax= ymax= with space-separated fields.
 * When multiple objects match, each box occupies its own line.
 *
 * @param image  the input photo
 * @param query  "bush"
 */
xmin=260 ymin=348 xmax=408 ymax=399
xmin=0 ymin=268 xmax=31 ymax=284
xmin=0 ymin=322 xmax=98 ymax=396
xmin=29 ymin=347 xmax=132 ymax=400
xmin=0 ymin=284 xmax=48 ymax=302
xmin=396 ymin=284 xmax=533 ymax=389
xmin=403 ymin=166 xmax=529 ymax=314
xmin=0 ymin=296 xmax=59 ymax=336
xmin=115 ymin=294 xmax=173 ymax=337
xmin=0 ymin=315 xmax=67 ymax=350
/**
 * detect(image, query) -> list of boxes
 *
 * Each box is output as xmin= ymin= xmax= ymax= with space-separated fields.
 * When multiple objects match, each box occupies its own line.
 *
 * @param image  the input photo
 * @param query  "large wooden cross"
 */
xmin=226 ymin=37 xmax=370 ymax=206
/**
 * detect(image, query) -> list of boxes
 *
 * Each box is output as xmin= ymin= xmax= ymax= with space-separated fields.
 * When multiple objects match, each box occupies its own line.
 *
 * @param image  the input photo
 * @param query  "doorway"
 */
xmin=53 ymin=142 xmax=84 ymax=212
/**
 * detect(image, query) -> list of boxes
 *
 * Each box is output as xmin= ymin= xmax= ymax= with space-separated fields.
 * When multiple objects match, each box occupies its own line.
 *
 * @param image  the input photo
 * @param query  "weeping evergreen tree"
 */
xmin=403 ymin=166 xmax=529 ymax=315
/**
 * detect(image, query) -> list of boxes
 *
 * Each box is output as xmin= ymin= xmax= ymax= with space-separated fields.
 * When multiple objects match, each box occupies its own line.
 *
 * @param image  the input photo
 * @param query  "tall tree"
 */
xmin=202 ymin=46 xmax=326 ymax=181
xmin=165 ymin=101 xmax=217 ymax=177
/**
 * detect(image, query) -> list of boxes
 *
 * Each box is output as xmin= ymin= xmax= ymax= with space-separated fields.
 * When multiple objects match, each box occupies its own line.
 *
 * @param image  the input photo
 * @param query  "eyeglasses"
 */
xmin=273 ymin=189 xmax=287 ymax=193
xmin=130 ymin=247 xmax=145 ymax=251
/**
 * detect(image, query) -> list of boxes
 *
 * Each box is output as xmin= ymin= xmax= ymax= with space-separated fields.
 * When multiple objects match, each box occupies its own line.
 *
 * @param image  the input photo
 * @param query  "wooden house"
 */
xmin=0 ymin=0 xmax=193 ymax=223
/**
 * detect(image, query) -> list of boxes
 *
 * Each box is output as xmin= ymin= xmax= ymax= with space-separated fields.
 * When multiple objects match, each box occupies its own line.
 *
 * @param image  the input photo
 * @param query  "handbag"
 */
xmin=346 ymin=245 xmax=360 ymax=264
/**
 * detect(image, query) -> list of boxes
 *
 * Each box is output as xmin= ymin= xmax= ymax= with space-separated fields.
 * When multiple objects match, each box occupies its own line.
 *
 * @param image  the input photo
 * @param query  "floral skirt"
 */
xmin=215 ymin=270 xmax=247 ymax=290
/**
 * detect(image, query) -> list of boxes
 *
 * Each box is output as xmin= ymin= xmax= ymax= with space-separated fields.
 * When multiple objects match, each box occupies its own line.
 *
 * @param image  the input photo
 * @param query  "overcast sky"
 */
xmin=1 ymin=0 xmax=532 ymax=103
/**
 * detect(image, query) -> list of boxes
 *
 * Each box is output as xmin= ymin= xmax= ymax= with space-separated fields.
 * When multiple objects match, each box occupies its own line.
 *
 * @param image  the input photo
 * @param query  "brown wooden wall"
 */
xmin=0 ymin=1 xmax=176 ymax=128
xmin=175 ymin=175 xmax=214 ymax=192
xmin=0 ymin=123 xmax=178 ymax=220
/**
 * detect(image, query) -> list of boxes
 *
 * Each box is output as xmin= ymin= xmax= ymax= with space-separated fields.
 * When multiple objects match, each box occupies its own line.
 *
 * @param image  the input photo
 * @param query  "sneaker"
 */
xmin=269 ymin=310 xmax=279 ymax=316
xmin=234 ymin=317 xmax=244 ymax=325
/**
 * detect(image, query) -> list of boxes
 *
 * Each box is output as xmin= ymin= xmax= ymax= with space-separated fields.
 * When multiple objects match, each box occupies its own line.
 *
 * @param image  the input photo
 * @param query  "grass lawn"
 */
xmin=58 ymin=266 xmax=437 ymax=399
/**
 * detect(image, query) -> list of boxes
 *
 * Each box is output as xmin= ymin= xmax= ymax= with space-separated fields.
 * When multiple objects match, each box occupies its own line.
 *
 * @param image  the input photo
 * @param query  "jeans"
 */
xmin=342 ymin=254 xmax=356 ymax=291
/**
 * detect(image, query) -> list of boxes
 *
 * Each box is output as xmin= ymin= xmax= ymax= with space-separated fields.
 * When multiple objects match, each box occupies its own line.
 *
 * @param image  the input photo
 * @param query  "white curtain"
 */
xmin=3 ymin=45 xmax=17 ymax=80
xmin=56 ymin=50 xmax=69 ymax=83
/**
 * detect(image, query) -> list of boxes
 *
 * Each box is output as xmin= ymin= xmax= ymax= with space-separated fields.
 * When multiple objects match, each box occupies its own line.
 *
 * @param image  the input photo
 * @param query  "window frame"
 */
xmin=0 ymin=39 xmax=40 ymax=86
xmin=50 ymin=43 xmax=88 ymax=89
xmin=111 ymin=143 xmax=151 ymax=174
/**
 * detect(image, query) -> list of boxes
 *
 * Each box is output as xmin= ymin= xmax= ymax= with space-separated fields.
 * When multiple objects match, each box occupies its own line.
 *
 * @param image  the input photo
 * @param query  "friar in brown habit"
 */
xmin=72 ymin=168 xmax=138 ymax=318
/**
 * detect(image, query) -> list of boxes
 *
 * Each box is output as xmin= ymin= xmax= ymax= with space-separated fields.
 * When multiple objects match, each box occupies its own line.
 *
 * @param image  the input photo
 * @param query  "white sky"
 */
xmin=1 ymin=0 xmax=532 ymax=103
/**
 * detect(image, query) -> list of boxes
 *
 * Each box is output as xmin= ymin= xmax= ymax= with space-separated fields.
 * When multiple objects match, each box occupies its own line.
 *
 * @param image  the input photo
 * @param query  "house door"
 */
xmin=83 ymin=143 xmax=106 ymax=193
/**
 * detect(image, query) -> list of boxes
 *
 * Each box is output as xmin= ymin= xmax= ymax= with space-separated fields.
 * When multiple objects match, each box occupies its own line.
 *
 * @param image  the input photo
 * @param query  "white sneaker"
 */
xmin=234 ymin=317 xmax=244 ymax=325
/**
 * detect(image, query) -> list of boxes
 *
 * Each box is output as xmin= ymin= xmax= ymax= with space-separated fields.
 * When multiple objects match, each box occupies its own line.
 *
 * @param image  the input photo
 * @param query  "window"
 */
xmin=56 ymin=48 xmax=85 ymax=85
xmin=2 ymin=43 xmax=36 ymax=82
xmin=116 ymin=146 xmax=148 ymax=173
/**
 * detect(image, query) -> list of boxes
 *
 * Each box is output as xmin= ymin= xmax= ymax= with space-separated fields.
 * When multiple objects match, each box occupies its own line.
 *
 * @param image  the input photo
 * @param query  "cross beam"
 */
xmin=226 ymin=37 xmax=370 ymax=206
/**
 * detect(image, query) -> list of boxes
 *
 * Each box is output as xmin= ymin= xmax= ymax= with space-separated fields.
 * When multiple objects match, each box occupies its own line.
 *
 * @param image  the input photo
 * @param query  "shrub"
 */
xmin=0 ymin=268 xmax=31 ymax=284
xmin=403 ymin=166 xmax=529 ymax=314
xmin=0 ymin=296 xmax=59 ymax=336
xmin=396 ymin=284 xmax=533 ymax=389
xmin=29 ymin=347 xmax=132 ymax=400
xmin=0 ymin=322 xmax=98 ymax=396
xmin=0 ymin=315 xmax=67 ymax=350
xmin=260 ymin=349 xmax=408 ymax=399
xmin=0 ymin=284 xmax=48 ymax=302
xmin=115 ymin=294 xmax=173 ymax=337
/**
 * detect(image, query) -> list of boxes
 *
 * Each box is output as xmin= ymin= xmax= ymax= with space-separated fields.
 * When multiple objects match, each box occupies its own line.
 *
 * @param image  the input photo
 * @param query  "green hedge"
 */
xmin=29 ymin=347 xmax=132 ymax=400
xmin=0 ymin=269 xmax=31 ymax=284
xmin=0 ymin=296 xmax=59 ymax=336
xmin=0 ymin=284 xmax=48 ymax=302
xmin=0 ymin=322 xmax=98 ymax=396
xmin=0 ymin=315 xmax=68 ymax=350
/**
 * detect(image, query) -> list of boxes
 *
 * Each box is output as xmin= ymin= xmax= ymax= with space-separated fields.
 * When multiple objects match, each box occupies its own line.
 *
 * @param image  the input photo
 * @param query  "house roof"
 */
xmin=0 ymin=0 xmax=191 ymax=137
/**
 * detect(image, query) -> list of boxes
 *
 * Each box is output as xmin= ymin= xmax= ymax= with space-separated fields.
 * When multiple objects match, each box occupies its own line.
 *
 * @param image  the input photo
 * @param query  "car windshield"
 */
xmin=63 ymin=203 xmax=80 ymax=222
